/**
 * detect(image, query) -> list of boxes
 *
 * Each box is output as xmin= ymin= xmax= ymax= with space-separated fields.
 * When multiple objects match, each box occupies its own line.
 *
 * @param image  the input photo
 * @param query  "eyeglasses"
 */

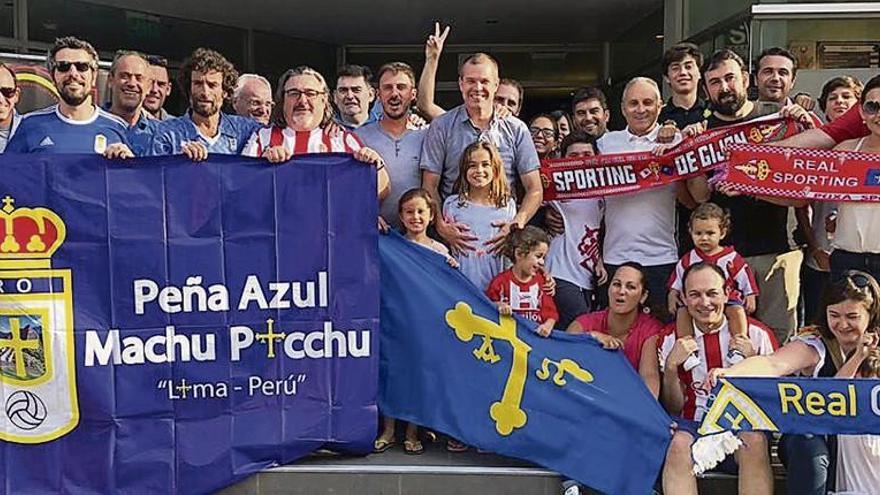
xmin=529 ymin=127 xmax=556 ymax=139
xmin=54 ymin=61 xmax=95 ymax=73
xmin=247 ymin=99 xmax=274 ymax=110
xmin=0 ymin=87 xmax=16 ymax=99
xmin=284 ymin=88 xmax=325 ymax=100
xmin=862 ymin=100 xmax=880 ymax=116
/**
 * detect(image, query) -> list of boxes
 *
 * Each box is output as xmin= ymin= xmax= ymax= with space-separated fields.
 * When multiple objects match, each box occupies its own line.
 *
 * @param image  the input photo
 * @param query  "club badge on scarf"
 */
xmin=716 ymin=143 xmax=880 ymax=202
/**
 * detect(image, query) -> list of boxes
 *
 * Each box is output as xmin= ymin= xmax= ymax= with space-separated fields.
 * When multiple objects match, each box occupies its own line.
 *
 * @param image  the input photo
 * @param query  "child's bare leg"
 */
xmin=725 ymin=304 xmax=748 ymax=338
xmin=377 ymin=416 xmax=395 ymax=442
xmin=725 ymin=304 xmax=749 ymax=363
xmin=675 ymin=306 xmax=694 ymax=338
xmin=676 ymin=307 xmax=700 ymax=371
xmin=405 ymin=422 xmax=419 ymax=442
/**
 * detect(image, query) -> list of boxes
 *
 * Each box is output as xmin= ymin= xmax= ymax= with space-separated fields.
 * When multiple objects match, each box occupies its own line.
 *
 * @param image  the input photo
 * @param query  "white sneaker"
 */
xmin=683 ymin=352 xmax=701 ymax=372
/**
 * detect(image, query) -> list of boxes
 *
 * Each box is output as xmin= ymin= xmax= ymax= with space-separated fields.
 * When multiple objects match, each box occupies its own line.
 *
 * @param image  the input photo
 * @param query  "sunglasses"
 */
xmin=847 ymin=272 xmax=872 ymax=288
xmin=54 ymin=61 xmax=95 ymax=73
xmin=862 ymin=100 xmax=880 ymax=116
xmin=0 ymin=87 xmax=15 ymax=99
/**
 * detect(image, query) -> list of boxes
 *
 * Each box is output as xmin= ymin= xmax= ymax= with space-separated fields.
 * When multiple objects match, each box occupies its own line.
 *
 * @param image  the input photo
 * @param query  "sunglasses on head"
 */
xmin=0 ymin=87 xmax=15 ymax=99
xmin=862 ymin=100 xmax=880 ymax=116
xmin=54 ymin=61 xmax=94 ymax=73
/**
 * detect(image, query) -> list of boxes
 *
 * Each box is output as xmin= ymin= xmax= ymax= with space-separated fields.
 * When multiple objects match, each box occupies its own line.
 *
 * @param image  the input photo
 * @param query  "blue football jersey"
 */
xmin=5 ymin=105 xmax=130 ymax=154
xmin=148 ymin=112 xmax=261 ymax=156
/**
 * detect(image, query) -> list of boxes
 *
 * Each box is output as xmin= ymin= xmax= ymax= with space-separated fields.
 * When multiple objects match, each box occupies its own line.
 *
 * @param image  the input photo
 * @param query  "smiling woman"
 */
xmin=708 ymin=270 xmax=880 ymax=495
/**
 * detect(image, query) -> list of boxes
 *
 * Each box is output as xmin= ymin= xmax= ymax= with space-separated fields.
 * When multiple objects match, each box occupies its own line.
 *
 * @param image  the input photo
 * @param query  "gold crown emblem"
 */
xmin=0 ymin=196 xmax=67 ymax=269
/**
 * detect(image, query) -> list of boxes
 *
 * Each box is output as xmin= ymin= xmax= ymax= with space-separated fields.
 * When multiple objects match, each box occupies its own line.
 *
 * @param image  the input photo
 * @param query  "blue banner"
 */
xmin=378 ymin=232 xmax=673 ymax=495
xmin=700 ymin=377 xmax=880 ymax=435
xmin=0 ymin=153 xmax=378 ymax=494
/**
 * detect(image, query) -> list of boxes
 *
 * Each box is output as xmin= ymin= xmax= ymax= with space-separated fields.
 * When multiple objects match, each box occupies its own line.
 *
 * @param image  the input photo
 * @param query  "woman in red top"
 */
xmin=567 ymin=262 xmax=663 ymax=397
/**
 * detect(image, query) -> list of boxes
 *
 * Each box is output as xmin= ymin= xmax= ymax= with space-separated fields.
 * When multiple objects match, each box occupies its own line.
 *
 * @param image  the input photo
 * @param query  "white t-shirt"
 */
xmin=545 ymin=198 xmax=604 ymax=290
xmin=598 ymin=126 xmax=680 ymax=266
xmin=836 ymin=434 xmax=880 ymax=494
xmin=442 ymin=195 xmax=517 ymax=291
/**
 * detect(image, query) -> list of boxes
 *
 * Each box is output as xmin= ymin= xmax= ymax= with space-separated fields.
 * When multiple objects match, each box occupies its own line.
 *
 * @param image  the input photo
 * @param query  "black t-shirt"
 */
xmin=659 ymin=98 xmax=710 ymax=129
xmin=707 ymin=103 xmax=795 ymax=257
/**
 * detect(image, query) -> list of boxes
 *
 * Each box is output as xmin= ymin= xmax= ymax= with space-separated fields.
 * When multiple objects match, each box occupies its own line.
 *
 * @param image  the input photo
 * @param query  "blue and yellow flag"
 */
xmin=379 ymin=232 xmax=672 ymax=495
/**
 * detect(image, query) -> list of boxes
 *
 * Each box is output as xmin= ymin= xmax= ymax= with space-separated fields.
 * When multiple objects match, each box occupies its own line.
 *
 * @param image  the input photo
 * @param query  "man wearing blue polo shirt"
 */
xmin=106 ymin=50 xmax=156 ymax=156
xmin=420 ymin=53 xmax=542 ymax=253
xmin=150 ymin=48 xmax=260 ymax=159
xmin=6 ymin=36 xmax=133 ymax=158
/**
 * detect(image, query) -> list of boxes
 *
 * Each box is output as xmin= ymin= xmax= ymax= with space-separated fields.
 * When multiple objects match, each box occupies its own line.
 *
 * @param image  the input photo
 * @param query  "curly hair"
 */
xmin=177 ymin=48 xmax=238 ymax=104
xmin=689 ymin=202 xmax=731 ymax=234
xmin=503 ymin=225 xmax=549 ymax=262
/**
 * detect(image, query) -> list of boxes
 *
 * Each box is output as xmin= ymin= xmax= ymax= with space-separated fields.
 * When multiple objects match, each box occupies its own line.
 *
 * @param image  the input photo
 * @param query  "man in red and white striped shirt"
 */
xmin=659 ymin=262 xmax=777 ymax=495
xmin=242 ymin=66 xmax=389 ymax=198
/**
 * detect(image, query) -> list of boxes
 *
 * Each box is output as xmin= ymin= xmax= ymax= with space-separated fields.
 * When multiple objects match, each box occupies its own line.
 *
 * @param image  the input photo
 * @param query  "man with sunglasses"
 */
xmin=0 ymin=62 xmax=21 ymax=153
xmin=150 ymin=48 xmax=261 ymax=159
xmin=6 ymin=37 xmax=132 ymax=158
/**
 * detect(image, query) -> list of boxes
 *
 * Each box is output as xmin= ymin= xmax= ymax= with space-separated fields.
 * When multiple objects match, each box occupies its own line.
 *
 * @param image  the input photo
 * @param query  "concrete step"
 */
xmin=216 ymin=445 xmax=788 ymax=495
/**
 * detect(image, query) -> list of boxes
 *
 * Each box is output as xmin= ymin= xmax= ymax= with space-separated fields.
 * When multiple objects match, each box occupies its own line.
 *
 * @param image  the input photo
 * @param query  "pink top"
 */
xmin=574 ymin=309 xmax=664 ymax=369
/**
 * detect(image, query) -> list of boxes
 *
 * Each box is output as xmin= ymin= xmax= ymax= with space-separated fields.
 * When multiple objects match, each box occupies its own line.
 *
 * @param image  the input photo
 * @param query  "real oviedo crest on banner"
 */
xmin=0 ymin=196 xmax=78 ymax=443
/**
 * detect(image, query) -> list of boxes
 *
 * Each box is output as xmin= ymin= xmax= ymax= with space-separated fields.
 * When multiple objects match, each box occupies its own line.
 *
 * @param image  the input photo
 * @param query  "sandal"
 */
xmin=404 ymin=439 xmax=424 ymax=455
xmin=373 ymin=438 xmax=395 ymax=453
xmin=446 ymin=439 xmax=468 ymax=453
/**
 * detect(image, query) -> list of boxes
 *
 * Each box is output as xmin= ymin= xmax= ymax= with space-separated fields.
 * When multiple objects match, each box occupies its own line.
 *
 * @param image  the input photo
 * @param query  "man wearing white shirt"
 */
xmin=598 ymin=77 xmax=709 ymax=317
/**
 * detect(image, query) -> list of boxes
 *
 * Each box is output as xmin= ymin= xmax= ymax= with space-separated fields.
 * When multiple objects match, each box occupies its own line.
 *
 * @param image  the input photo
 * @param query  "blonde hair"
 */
xmin=453 ymin=140 xmax=511 ymax=209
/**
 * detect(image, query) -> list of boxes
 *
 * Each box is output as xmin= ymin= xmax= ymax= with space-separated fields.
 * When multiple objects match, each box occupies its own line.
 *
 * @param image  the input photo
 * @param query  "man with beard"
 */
xmin=232 ymin=74 xmax=273 ymax=125
xmin=694 ymin=49 xmax=808 ymax=343
xmin=570 ymin=86 xmax=610 ymax=138
xmin=150 ymin=48 xmax=260 ymax=159
xmin=356 ymin=62 xmax=425 ymax=230
xmin=334 ymin=65 xmax=377 ymax=130
xmin=106 ymin=51 xmax=156 ymax=156
xmin=241 ymin=66 xmax=388 ymax=198
xmin=144 ymin=55 xmax=174 ymax=121
xmin=6 ymin=36 xmax=132 ymax=158
xmin=420 ymin=53 xmax=542 ymax=254
xmin=0 ymin=62 xmax=21 ymax=153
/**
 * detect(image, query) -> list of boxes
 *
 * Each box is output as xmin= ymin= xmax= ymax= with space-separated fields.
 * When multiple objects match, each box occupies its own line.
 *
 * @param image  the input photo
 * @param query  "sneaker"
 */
xmin=682 ymin=352 xmax=701 ymax=372
xmin=727 ymin=349 xmax=745 ymax=365
xmin=562 ymin=480 xmax=581 ymax=495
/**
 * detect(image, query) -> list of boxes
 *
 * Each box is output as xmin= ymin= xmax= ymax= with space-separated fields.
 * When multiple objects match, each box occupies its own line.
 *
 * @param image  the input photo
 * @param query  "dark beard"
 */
xmin=191 ymin=100 xmax=219 ymax=118
xmin=59 ymin=86 xmax=89 ymax=106
xmin=712 ymin=90 xmax=746 ymax=116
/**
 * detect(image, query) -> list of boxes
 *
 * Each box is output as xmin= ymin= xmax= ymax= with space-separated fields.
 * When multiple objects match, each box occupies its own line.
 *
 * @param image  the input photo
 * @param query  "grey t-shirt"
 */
xmin=420 ymin=105 xmax=540 ymax=199
xmin=0 ymin=127 xmax=10 ymax=153
xmin=356 ymin=122 xmax=426 ymax=230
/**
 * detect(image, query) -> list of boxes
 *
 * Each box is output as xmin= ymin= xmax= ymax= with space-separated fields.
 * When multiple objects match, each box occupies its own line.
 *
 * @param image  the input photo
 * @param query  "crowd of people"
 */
xmin=0 ymin=25 xmax=878 ymax=495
